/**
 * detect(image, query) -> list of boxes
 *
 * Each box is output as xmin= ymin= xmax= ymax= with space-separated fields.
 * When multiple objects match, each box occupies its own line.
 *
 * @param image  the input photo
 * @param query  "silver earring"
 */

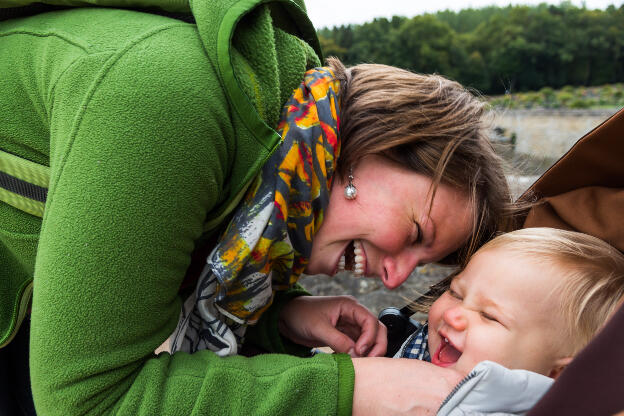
xmin=344 ymin=168 xmax=357 ymax=200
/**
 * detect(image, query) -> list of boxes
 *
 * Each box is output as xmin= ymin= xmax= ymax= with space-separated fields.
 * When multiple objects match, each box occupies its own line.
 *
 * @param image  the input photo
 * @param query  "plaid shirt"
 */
xmin=394 ymin=322 xmax=431 ymax=361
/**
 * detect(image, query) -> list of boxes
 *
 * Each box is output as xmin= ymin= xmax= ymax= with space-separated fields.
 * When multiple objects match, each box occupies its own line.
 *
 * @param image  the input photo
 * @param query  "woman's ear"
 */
xmin=548 ymin=356 xmax=573 ymax=379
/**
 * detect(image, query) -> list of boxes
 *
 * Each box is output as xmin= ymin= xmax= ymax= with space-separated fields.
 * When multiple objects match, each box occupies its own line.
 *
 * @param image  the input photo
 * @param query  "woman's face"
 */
xmin=306 ymin=155 xmax=473 ymax=289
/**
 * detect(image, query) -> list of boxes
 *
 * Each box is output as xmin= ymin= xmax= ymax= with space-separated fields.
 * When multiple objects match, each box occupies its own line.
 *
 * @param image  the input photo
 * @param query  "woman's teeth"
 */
xmin=337 ymin=240 xmax=365 ymax=276
xmin=338 ymin=255 xmax=345 ymax=270
xmin=354 ymin=241 xmax=364 ymax=276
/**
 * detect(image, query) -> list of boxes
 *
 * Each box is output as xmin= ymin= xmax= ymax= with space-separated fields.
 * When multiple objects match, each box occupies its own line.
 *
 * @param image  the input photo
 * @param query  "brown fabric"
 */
xmin=527 ymin=302 xmax=624 ymax=416
xmin=524 ymin=186 xmax=624 ymax=252
xmin=519 ymin=108 xmax=624 ymax=415
xmin=519 ymin=107 xmax=624 ymax=203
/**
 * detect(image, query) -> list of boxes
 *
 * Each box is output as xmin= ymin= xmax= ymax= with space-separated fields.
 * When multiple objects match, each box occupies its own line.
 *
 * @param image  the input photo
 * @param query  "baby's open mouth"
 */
xmin=433 ymin=336 xmax=462 ymax=367
xmin=336 ymin=240 xmax=365 ymax=276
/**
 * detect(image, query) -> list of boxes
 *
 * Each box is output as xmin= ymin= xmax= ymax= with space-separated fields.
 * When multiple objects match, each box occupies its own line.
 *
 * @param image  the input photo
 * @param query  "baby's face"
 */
xmin=427 ymin=247 xmax=571 ymax=377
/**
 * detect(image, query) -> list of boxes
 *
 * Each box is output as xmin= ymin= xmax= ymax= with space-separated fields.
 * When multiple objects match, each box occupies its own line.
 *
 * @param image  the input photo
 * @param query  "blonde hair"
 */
xmin=481 ymin=228 xmax=624 ymax=354
xmin=326 ymin=57 xmax=514 ymax=264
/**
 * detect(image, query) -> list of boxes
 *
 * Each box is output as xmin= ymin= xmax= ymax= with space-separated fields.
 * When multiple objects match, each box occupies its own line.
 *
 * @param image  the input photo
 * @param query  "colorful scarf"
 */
xmin=170 ymin=67 xmax=340 ymax=354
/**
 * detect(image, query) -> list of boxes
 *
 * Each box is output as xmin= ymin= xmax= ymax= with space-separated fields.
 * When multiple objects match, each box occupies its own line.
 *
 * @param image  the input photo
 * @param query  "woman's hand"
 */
xmin=279 ymin=295 xmax=387 ymax=357
xmin=352 ymin=357 xmax=464 ymax=415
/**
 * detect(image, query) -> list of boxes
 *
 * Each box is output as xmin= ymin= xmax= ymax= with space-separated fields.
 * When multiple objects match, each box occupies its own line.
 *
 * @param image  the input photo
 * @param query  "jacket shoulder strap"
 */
xmin=0 ymin=149 xmax=49 ymax=217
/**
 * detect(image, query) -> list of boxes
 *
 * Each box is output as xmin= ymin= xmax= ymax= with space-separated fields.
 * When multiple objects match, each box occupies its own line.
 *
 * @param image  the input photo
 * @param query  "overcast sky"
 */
xmin=305 ymin=0 xmax=621 ymax=28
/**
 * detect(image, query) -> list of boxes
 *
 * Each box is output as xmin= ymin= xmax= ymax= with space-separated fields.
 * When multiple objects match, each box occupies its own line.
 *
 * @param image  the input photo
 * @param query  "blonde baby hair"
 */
xmin=481 ymin=227 xmax=624 ymax=354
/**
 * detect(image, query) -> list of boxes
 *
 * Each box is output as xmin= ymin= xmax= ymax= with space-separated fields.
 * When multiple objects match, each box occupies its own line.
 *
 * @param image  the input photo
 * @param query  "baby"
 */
xmin=396 ymin=227 xmax=624 ymax=379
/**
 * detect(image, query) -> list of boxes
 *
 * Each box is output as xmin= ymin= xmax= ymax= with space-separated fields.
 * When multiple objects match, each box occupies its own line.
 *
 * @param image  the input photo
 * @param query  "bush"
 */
xmin=555 ymin=91 xmax=575 ymax=106
xmin=490 ymin=94 xmax=517 ymax=109
xmin=488 ymin=83 xmax=622 ymax=110
xmin=569 ymin=98 xmax=594 ymax=108
xmin=539 ymin=87 xmax=556 ymax=108
xmin=517 ymin=92 xmax=540 ymax=108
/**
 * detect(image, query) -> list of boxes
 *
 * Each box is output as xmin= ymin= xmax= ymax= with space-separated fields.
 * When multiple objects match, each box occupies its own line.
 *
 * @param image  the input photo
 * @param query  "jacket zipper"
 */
xmin=0 ymin=280 xmax=33 ymax=348
xmin=437 ymin=369 xmax=478 ymax=412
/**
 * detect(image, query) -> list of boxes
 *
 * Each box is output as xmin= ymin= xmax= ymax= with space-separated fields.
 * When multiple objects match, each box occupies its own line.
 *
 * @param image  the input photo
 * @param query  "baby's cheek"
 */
xmin=452 ymin=358 xmax=477 ymax=377
xmin=472 ymin=337 xmax=514 ymax=368
xmin=427 ymin=300 xmax=445 ymax=329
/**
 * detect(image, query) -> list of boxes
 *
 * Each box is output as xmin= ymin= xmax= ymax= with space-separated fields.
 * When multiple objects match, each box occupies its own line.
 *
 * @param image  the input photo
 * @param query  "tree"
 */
xmin=315 ymin=3 xmax=623 ymax=95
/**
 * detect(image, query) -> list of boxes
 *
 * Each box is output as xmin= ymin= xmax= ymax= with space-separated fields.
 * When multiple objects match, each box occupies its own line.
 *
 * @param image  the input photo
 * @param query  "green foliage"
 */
xmin=318 ymin=35 xmax=347 ymax=58
xmin=316 ymin=3 xmax=624 ymax=95
xmin=556 ymin=90 xmax=575 ymax=106
xmin=568 ymin=98 xmax=592 ymax=108
xmin=539 ymin=87 xmax=556 ymax=107
xmin=488 ymin=83 xmax=623 ymax=109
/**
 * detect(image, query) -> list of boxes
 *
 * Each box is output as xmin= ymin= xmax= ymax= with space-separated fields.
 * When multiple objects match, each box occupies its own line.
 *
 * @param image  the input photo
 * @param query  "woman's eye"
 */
xmin=448 ymin=289 xmax=462 ymax=300
xmin=412 ymin=221 xmax=422 ymax=245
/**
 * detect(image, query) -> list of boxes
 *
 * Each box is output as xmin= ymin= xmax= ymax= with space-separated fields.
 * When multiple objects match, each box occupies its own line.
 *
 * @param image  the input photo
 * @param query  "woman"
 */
xmin=0 ymin=0 xmax=511 ymax=414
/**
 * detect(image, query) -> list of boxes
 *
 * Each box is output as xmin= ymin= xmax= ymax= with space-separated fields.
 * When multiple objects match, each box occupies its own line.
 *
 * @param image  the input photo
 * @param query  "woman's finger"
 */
xmin=320 ymin=324 xmax=357 ymax=355
xmin=335 ymin=320 xmax=363 ymax=341
xmin=346 ymin=303 xmax=386 ymax=356
xmin=366 ymin=321 xmax=387 ymax=357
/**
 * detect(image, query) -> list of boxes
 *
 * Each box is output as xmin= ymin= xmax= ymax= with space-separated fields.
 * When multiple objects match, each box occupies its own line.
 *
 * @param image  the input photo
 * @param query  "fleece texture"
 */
xmin=0 ymin=2 xmax=355 ymax=415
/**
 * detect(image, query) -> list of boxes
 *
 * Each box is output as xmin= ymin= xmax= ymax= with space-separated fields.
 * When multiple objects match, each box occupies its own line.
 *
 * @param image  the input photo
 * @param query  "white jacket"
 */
xmin=438 ymin=361 xmax=553 ymax=416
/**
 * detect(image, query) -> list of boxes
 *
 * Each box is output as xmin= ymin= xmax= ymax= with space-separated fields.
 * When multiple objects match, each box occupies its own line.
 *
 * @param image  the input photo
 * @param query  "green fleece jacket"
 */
xmin=0 ymin=1 xmax=354 ymax=414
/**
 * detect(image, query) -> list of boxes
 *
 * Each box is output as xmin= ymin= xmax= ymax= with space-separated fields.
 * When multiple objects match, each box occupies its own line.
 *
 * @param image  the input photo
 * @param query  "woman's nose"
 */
xmin=442 ymin=306 xmax=467 ymax=330
xmin=381 ymin=253 xmax=419 ymax=289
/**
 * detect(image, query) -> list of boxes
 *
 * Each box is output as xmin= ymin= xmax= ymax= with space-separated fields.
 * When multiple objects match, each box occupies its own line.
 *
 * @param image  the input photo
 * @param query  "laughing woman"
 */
xmin=0 ymin=0 xmax=511 ymax=414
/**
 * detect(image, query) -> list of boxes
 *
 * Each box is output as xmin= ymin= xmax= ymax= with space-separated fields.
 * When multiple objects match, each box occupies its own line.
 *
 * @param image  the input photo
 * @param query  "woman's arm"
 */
xmin=30 ymin=21 xmax=349 ymax=416
xmin=352 ymin=358 xmax=463 ymax=415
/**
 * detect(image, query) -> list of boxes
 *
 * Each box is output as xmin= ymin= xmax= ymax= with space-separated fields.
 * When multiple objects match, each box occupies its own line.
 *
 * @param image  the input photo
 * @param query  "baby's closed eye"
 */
xmin=480 ymin=311 xmax=498 ymax=322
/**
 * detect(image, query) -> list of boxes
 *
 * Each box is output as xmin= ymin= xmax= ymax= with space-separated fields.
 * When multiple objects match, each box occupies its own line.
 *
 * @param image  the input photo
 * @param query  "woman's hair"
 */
xmin=480 ymin=227 xmax=624 ymax=355
xmin=327 ymin=57 xmax=513 ymax=264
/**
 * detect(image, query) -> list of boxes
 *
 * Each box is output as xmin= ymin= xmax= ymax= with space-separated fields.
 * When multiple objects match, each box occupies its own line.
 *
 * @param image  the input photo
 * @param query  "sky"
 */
xmin=304 ymin=0 xmax=622 ymax=28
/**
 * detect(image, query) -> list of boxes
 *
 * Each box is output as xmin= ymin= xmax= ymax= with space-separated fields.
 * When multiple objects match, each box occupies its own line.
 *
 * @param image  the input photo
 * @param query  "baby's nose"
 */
xmin=443 ymin=306 xmax=467 ymax=330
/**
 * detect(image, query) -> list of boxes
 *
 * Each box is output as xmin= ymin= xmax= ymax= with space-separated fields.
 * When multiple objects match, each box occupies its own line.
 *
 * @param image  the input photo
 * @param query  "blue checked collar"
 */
xmin=396 ymin=322 xmax=431 ymax=361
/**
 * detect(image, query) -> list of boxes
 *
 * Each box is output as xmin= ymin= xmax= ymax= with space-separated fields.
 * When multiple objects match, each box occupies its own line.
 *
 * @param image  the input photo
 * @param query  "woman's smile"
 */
xmin=335 ymin=240 xmax=367 ymax=276
xmin=306 ymin=155 xmax=473 ymax=289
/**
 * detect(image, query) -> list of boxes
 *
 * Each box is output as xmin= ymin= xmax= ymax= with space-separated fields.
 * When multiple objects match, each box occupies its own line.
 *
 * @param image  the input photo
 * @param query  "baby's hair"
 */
xmin=480 ymin=227 xmax=624 ymax=355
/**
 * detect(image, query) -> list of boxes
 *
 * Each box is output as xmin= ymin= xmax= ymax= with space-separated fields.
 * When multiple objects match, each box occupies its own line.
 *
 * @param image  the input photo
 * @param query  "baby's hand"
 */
xmin=279 ymin=295 xmax=387 ymax=357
